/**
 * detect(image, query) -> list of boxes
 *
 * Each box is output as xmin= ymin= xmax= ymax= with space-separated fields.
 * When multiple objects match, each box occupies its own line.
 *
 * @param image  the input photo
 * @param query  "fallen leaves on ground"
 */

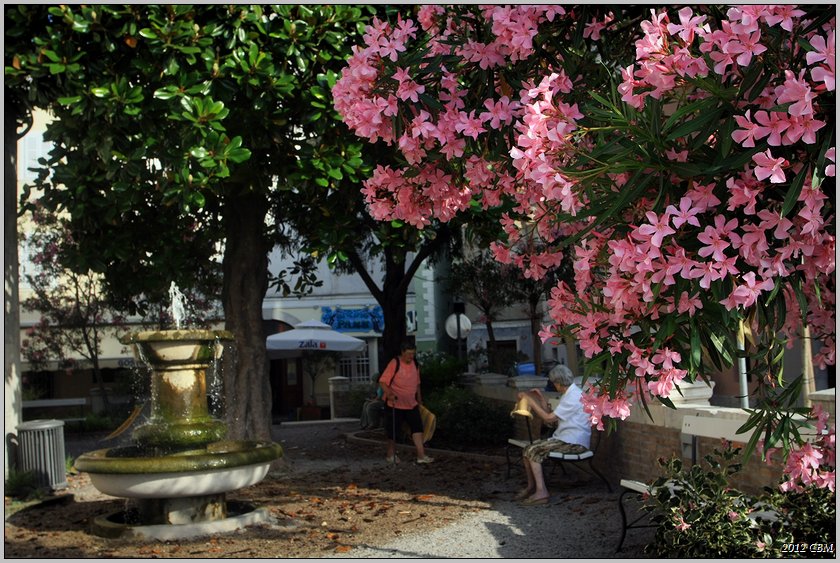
xmin=4 ymin=442 xmax=498 ymax=558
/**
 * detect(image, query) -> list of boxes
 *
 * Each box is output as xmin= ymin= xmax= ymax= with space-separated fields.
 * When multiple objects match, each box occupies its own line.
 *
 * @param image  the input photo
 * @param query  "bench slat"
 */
xmin=22 ymin=398 xmax=88 ymax=408
xmin=507 ymin=438 xmax=594 ymax=460
xmin=620 ymin=479 xmax=649 ymax=494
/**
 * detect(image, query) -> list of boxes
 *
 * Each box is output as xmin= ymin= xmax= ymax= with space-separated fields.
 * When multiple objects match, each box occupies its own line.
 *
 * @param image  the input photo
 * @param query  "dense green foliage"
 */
xmin=3 ymin=469 xmax=44 ymax=500
xmin=416 ymin=351 xmax=466 ymax=391
xmin=5 ymin=5 xmax=384 ymax=440
xmin=425 ymin=386 xmax=512 ymax=449
xmin=644 ymin=446 xmax=836 ymax=558
xmin=8 ymin=4 xmax=376 ymax=307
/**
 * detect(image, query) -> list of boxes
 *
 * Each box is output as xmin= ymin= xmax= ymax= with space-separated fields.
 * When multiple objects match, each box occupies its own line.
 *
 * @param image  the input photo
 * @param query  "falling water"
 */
xmin=208 ymin=336 xmax=226 ymax=418
xmin=168 ymin=282 xmax=187 ymax=330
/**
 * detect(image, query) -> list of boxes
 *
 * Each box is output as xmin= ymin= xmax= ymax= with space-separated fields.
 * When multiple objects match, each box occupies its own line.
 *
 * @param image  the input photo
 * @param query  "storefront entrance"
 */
xmin=269 ymin=358 xmax=303 ymax=423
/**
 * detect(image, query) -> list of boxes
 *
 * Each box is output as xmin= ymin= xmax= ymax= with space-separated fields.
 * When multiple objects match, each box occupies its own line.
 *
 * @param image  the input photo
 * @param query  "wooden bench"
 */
xmin=615 ymin=414 xmax=751 ymax=552
xmin=505 ymin=414 xmax=612 ymax=492
xmin=22 ymin=398 xmax=88 ymax=423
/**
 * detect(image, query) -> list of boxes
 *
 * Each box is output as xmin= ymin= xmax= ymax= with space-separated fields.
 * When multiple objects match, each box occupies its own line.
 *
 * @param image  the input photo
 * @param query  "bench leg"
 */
xmin=615 ymin=488 xmax=656 ymax=553
xmin=505 ymin=445 xmax=518 ymax=479
xmin=616 ymin=489 xmax=633 ymax=552
xmin=587 ymin=459 xmax=613 ymax=493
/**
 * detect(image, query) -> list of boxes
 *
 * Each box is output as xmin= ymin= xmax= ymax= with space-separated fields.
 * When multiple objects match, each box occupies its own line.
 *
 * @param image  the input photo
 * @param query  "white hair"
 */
xmin=547 ymin=364 xmax=575 ymax=386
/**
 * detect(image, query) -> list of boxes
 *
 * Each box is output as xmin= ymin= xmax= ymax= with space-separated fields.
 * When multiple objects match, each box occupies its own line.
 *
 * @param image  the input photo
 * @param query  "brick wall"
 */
xmin=612 ymin=418 xmax=784 ymax=496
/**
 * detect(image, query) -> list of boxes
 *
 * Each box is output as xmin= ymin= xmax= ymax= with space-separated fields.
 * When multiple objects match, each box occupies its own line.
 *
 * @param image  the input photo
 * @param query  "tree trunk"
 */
xmin=4 ymin=100 xmax=23 ymax=475
xmin=83 ymin=321 xmax=110 ymax=410
xmin=344 ymin=228 xmax=451 ymax=365
xmin=222 ymin=190 xmax=272 ymax=441
xmin=378 ymin=246 xmax=408 ymax=362
xmin=380 ymin=290 xmax=407 ymax=363
xmin=485 ymin=319 xmax=498 ymax=372
xmin=528 ymin=298 xmax=542 ymax=375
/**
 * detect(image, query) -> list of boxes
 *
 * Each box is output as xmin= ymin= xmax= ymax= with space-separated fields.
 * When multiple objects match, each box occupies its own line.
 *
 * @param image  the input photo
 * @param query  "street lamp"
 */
xmin=446 ymin=300 xmax=470 ymax=361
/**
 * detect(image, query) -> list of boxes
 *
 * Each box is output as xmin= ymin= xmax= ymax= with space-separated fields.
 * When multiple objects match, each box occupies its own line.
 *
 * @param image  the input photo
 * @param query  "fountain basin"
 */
xmin=91 ymin=501 xmax=273 ymax=540
xmin=120 ymin=329 xmax=234 ymax=448
xmin=123 ymin=329 xmax=234 ymax=363
xmin=75 ymin=440 xmax=283 ymax=498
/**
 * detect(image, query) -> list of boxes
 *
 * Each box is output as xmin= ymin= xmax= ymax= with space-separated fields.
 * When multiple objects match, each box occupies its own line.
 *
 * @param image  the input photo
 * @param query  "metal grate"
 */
xmin=16 ymin=419 xmax=68 ymax=490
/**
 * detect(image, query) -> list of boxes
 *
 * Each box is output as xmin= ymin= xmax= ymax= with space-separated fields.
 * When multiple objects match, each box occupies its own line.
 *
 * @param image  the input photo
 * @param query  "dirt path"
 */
xmin=4 ymin=421 xmax=652 ymax=558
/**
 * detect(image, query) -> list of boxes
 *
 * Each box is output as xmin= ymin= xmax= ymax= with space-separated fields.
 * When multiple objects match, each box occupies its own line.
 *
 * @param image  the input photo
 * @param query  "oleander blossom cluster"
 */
xmin=775 ymin=405 xmax=835 ymax=493
xmin=333 ymin=5 xmax=835 ymax=491
xmin=332 ymin=6 xmax=562 ymax=228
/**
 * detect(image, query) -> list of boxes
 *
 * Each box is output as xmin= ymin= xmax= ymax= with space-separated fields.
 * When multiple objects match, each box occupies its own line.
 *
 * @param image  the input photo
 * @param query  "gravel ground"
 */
xmin=7 ymin=420 xmax=654 ymax=559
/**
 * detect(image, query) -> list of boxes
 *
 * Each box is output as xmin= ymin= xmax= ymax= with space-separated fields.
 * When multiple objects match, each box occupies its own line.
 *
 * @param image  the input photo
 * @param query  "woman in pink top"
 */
xmin=379 ymin=341 xmax=434 ymax=464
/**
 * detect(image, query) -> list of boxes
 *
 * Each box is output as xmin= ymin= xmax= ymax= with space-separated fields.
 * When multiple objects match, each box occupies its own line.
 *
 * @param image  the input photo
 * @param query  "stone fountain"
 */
xmin=74 ymin=287 xmax=283 ymax=539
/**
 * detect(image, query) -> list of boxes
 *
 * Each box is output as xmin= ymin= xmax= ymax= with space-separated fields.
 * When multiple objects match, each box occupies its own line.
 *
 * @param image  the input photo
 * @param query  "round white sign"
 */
xmin=445 ymin=313 xmax=472 ymax=340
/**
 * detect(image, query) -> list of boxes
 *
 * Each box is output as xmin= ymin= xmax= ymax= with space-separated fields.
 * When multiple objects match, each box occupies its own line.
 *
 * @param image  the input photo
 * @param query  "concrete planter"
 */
xmin=475 ymin=373 xmax=508 ymax=386
xmin=507 ymin=376 xmax=548 ymax=389
xmin=668 ymin=380 xmax=715 ymax=405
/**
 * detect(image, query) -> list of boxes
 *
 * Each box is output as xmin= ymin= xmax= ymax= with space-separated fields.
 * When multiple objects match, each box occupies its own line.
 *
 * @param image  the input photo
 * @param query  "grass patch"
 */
xmin=4 ymin=469 xmax=46 ymax=502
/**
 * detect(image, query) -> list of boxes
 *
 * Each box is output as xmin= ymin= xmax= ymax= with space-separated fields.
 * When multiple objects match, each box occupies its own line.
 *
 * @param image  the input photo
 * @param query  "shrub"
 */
xmin=347 ymin=384 xmax=376 ymax=418
xmin=417 ymin=351 xmax=466 ymax=391
xmin=643 ymin=446 xmax=836 ymax=558
xmin=65 ymin=412 xmax=118 ymax=433
xmin=4 ymin=469 xmax=45 ymax=501
xmin=425 ymin=386 xmax=512 ymax=450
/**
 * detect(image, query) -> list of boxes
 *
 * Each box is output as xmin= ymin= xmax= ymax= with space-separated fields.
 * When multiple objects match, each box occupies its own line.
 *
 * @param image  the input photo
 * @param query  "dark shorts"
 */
xmin=384 ymin=405 xmax=423 ymax=439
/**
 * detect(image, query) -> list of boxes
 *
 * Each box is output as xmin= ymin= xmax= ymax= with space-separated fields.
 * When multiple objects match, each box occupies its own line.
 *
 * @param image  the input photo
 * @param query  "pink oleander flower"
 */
xmin=583 ymin=11 xmax=614 ymax=41
xmin=665 ymin=197 xmax=702 ymax=228
xmin=666 ymin=7 xmax=709 ymax=44
xmin=780 ymin=442 xmax=826 ymax=493
xmin=728 ymin=30 xmax=767 ymax=67
xmin=635 ymin=211 xmax=676 ymax=248
xmin=731 ymin=110 xmax=769 ymax=148
xmin=763 ymin=5 xmax=806 ymax=32
xmin=724 ymin=271 xmax=775 ymax=309
xmin=753 ymin=110 xmax=790 ymax=146
xmin=825 ymin=147 xmax=836 ymax=177
xmin=479 ymin=96 xmax=519 ymax=129
xmin=396 ymin=77 xmax=425 ymax=103
xmin=775 ymin=70 xmax=817 ymax=117
xmin=807 ymin=30 xmax=835 ymax=91
xmin=697 ymin=215 xmax=738 ymax=262
xmin=752 ymin=149 xmax=788 ymax=183
xmin=685 ymin=182 xmax=721 ymax=212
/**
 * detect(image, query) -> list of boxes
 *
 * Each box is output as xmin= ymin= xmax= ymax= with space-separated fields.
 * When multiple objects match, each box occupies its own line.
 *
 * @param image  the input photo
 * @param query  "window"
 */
xmin=339 ymin=345 xmax=370 ymax=385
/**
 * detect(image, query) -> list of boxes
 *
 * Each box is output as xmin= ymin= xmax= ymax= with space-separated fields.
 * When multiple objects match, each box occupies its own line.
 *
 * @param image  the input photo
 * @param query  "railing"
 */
xmin=22 ymin=398 xmax=88 ymax=422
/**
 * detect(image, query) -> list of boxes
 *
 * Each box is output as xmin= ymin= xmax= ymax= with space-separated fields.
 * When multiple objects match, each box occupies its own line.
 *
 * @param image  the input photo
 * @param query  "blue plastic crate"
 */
xmin=515 ymin=362 xmax=536 ymax=376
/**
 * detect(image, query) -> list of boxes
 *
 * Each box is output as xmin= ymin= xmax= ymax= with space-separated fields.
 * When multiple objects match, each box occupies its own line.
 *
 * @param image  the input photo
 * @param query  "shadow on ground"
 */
xmin=4 ymin=421 xmax=654 ymax=558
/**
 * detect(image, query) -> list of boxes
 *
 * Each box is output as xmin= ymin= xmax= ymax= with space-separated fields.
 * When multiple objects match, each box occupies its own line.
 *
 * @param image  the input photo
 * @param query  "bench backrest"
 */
xmin=681 ymin=415 xmax=750 ymax=442
xmin=22 ymin=398 xmax=88 ymax=408
xmin=681 ymin=414 xmax=752 ymax=464
xmin=681 ymin=413 xmax=821 ymax=443
xmin=681 ymin=413 xmax=823 ymax=464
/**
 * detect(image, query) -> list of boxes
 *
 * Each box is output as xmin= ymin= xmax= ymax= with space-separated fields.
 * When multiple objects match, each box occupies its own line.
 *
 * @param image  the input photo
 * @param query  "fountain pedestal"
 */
xmin=139 ymin=494 xmax=226 ymax=525
xmin=75 ymin=329 xmax=283 ymax=539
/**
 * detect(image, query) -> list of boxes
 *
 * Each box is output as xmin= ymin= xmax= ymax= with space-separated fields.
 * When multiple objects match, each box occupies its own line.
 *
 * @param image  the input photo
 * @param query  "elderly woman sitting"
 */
xmin=514 ymin=364 xmax=591 ymax=505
